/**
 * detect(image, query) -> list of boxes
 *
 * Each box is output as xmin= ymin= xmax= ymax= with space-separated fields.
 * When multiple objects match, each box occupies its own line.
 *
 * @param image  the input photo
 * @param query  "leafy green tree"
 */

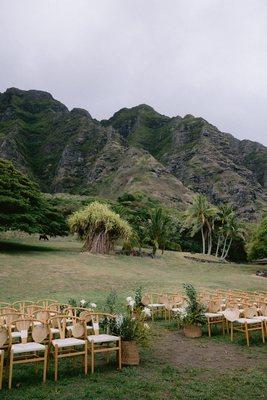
xmin=183 ymin=195 xmax=218 ymax=255
xmin=219 ymin=213 xmax=245 ymax=260
xmin=148 ymin=208 xmax=171 ymax=255
xmin=247 ymin=216 xmax=267 ymax=261
xmin=0 ymin=158 xmax=68 ymax=235
xmin=215 ymin=204 xmax=235 ymax=257
xmin=68 ymin=201 xmax=132 ymax=253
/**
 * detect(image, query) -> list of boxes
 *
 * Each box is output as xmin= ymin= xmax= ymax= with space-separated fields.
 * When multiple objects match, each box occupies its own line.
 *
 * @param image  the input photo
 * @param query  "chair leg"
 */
xmin=91 ymin=343 xmax=94 ymax=374
xmin=43 ymin=347 xmax=48 ymax=383
xmin=0 ymin=352 xmax=4 ymax=390
xmin=54 ymin=345 xmax=58 ymax=381
xmin=84 ymin=342 xmax=88 ymax=375
xmin=230 ymin=322 xmax=233 ymax=342
xmin=245 ymin=324 xmax=249 ymax=347
xmin=118 ymin=339 xmax=122 ymax=370
xmin=8 ymin=350 xmax=14 ymax=389
xmin=261 ymin=322 xmax=265 ymax=343
xmin=207 ymin=320 xmax=211 ymax=337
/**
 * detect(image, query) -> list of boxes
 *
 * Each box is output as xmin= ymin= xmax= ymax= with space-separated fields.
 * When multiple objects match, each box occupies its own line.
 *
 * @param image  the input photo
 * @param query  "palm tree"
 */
xmin=220 ymin=214 xmax=245 ymax=260
xmin=184 ymin=194 xmax=218 ymax=255
xmin=148 ymin=208 xmax=171 ymax=256
xmin=215 ymin=204 xmax=235 ymax=257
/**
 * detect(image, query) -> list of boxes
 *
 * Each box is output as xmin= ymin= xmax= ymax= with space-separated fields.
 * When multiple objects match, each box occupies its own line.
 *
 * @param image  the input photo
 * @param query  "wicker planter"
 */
xmin=183 ymin=324 xmax=202 ymax=338
xmin=121 ymin=340 xmax=140 ymax=365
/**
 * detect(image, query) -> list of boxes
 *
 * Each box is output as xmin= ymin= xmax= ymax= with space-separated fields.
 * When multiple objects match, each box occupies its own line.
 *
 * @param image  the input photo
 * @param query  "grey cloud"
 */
xmin=0 ymin=0 xmax=266 ymax=144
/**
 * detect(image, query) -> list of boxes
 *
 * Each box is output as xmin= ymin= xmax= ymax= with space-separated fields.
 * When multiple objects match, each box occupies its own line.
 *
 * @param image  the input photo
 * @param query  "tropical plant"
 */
xmin=177 ymin=283 xmax=206 ymax=327
xmin=109 ymin=314 xmax=150 ymax=345
xmin=219 ymin=213 xmax=245 ymax=260
xmin=68 ymin=201 xmax=132 ymax=253
xmin=148 ymin=208 xmax=171 ymax=255
xmin=247 ymin=215 xmax=267 ymax=261
xmin=0 ymin=158 xmax=68 ymax=236
xmin=183 ymin=195 xmax=218 ymax=255
xmin=215 ymin=204 xmax=235 ymax=257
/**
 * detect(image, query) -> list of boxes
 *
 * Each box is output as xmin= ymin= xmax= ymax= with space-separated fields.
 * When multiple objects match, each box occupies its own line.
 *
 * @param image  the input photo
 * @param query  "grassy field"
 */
xmin=0 ymin=236 xmax=266 ymax=399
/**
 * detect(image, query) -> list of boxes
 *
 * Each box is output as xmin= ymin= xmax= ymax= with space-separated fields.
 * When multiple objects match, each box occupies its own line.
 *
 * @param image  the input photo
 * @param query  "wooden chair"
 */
xmin=1 ymin=312 xmax=24 ymax=346
xmin=49 ymin=315 xmax=88 ymax=381
xmin=37 ymin=299 xmax=59 ymax=309
xmin=87 ymin=313 xmax=121 ymax=373
xmin=0 ymin=350 xmax=3 ymax=390
xmin=224 ymin=309 xmax=265 ymax=346
xmin=205 ymin=300 xmax=225 ymax=337
xmin=12 ymin=300 xmax=35 ymax=314
xmin=8 ymin=318 xmax=49 ymax=389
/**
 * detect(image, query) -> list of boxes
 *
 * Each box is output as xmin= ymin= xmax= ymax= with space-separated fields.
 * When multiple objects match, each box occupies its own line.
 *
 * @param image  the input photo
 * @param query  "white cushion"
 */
xmin=52 ymin=338 xmax=85 ymax=348
xmin=253 ymin=316 xmax=267 ymax=321
xmin=236 ymin=318 xmax=262 ymax=324
xmin=50 ymin=328 xmax=60 ymax=334
xmin=11 ymin=331 xmax=21 ymax=339
xmin=12 ymin=342 xmax=46 ymax=354
xmin=87 ymin=334 xmax=120 ymax=343
xmin=148 ymin=303 xmax=165 ymax=308
xmin=205 ymin=312 xmax=224 ymax=318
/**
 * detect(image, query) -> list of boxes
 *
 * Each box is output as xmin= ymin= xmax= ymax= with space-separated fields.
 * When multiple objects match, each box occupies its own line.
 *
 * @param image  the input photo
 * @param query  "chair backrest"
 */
xmin=12 ymin=300 xmax=35 ymax=313
xmin=49 ymin=315 xmax=87 ymax=340
xmin=243 ymin=306 xmax=258 ymax=318
xmin=1 ymin=312 xmax=24 ymax=326
xmin=37 ymin=299 xmax=59 ymax=309
xmin=9 ymin=319 xmax=49 ymax=344
xmin=224 ymin=309 xmax=240 ymax=322
xmin=33 ymin=309 xmax=59 ymax=323
xmin=207 ymin=300 xmax=221 ymax=313
xmin=157 ymin=294 xmax=168 ymax=304
xmin=0 ymin=307 xmax=18 ymax=316
xmin=89 ymin=313 xmax=114 ymax=336
xmin=141 ymin=294 xmax=152 ymax=306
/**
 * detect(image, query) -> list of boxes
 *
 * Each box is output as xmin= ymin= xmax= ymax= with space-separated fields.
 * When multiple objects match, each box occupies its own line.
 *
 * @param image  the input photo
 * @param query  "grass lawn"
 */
xmin=0 ymin=236 xmax=266 ymax=399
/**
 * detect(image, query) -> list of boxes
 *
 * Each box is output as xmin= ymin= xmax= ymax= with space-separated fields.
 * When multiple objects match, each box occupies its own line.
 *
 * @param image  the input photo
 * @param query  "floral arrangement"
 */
xmin=109 ymin=313 xmax=150 ymax=346
xmin=126 ymin=287 xmax=151 ymax=318
xmin=68 ymin=298 xmax=97 ymax=311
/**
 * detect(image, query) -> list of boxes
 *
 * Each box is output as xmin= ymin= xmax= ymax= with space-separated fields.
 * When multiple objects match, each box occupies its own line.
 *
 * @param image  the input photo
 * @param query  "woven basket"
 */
xmin=183 ymin=325 xmax=202 ymax=338
xmin=121 ymin=341 xmax=140 ymax=365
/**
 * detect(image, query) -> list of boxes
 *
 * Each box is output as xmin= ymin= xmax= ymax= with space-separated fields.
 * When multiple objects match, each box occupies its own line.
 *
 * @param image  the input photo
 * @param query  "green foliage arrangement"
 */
xmin=68 ymin=201 xmax=132 ymax=253
xmin=176 ymin=283 xmax=206 ymax=327
xmin=247 ymin=216 xmax=267 ymax=261
xmin=0 ymin=158 xmax=68 ymax=236
xmin=104 ymin=290 xmax=118 ymax=314
xmin=110 ymin=314 xmax=150 ymax=345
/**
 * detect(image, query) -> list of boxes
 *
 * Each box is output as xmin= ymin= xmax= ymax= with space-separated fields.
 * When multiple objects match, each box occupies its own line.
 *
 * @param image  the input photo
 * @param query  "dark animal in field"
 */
xmin=39 ymin=234 xmax=49 ymax=241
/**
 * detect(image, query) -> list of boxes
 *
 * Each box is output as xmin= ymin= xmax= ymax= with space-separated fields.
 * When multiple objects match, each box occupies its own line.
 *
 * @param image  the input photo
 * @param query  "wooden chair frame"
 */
xmin=8 ymin=318 xmax=49 ymax=389
xmin=0 ymin=350 xmax=4 ymax=390
xmin=49 ymin=315 xmax=88 ymax=381
xmin=87 ymin=313 xmax=121 ymax=374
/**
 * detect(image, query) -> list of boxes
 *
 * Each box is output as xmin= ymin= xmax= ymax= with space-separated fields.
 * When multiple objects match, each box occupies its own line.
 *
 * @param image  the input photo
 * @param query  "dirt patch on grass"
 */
xmin=153 ymin=329 xmax=267 ymax=371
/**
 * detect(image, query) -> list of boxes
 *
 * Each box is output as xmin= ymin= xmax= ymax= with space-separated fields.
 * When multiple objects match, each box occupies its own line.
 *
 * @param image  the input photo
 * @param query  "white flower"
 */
xmin=90 ymin=302 xmax=97 ymax=308
xmin=144 ymin=323 xmax=150 ymax=329
xmin=128 ymin=299 xmax=135 ymax=308
xmin=126 ymin=296 xmax=133 ymax=302
xmin=115 ymin=314 xmax=124 ymax=328
xmin=80 ymin=299 xmax=86 ymax=306
xmin=142 ymin=307 xmax=151 ymax=317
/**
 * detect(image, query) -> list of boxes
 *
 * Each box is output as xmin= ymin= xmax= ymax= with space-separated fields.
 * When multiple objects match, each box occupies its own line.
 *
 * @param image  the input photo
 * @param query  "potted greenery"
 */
xmin=110 ymin=313 xmax=150 ymax=365
xmin=177 ymin=283 xmax=206 ymax=338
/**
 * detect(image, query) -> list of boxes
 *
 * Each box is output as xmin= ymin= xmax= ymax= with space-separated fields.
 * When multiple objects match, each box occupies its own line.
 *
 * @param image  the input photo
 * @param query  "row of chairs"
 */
xmin=0 ymin=302 xmax=121 ymax=390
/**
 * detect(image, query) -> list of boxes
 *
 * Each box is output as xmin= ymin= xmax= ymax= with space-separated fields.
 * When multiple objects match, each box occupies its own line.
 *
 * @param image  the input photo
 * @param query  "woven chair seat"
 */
xmin=205 ymin=312 xmax=224 ymax=318
xmin=11 ymin=331 xmax=22 ymax=339
xmin=52 ymin=338 xmax=85 ymax=348
xmin=67 ymin=325 xmax=93 ymax=332
xmin=148 ymin=303 xmax=165 ymax=308
xmin=252 ymin=316 xmax=267 ymax=321
xmin=87 ymin=334 xmax=119 ymax=344
xmin=236 ymin=318 xmax=262 ymax=324
xmin=12 ymin=342 xmax=46 ymax=354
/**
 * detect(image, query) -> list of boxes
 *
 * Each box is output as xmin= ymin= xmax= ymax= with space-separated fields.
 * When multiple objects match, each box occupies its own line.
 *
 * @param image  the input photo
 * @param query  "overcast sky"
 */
xmin=0 ymin=0 xmax=266 ymax=145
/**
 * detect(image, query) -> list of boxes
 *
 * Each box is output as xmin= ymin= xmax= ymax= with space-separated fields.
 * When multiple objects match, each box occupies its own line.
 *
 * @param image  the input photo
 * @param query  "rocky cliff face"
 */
xmin=0 ymin=88 xmax=193 ymax=210
xmin=0 ymin=88 xmax=266 ymax=218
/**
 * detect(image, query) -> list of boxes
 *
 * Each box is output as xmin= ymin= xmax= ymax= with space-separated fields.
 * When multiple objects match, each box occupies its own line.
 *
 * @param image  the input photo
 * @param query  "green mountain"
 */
xmin=0 ymin=88 xmax=266 ymax=219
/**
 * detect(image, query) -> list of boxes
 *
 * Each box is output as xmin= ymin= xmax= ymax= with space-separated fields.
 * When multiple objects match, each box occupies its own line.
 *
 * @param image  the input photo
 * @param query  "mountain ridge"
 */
xmin=0 ymin=88 xmax=266 ymax=219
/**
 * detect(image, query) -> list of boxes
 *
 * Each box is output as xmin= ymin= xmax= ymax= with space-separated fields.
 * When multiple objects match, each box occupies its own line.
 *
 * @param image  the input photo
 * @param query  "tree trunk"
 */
xmin=222 ymin=237 xmax=233 ymax=260
xmin=220 ymin=234 xmax=228 ymax=259
xmin=215 ymin=235 xmax=221 ymax=257
xmin=201 ymin=226 xmax=206 ymax=254
xmin=207 ymin=232 xmax=212 ymax=255
xmin=83 ymin=232 xmax=112 ymax=254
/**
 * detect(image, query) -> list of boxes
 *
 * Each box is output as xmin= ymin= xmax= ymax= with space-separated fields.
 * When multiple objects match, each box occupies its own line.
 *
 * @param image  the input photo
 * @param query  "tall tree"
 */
xmin=247 ymin=216 xmax=267 ymax=261
xmin=219 ymin=213 xmax=245 ymax=260
xmin=68 ymin=201 xmax=132 ymax=253
xmin=183 ymin=194 xmax=218 ymax=255
xmin=0 ymin=158 xmax=68 ymax=235
xmin=215 ymin=204 xmax=235 ymax=257
xmin=148 ymin=208 xmax=171 ymax=255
